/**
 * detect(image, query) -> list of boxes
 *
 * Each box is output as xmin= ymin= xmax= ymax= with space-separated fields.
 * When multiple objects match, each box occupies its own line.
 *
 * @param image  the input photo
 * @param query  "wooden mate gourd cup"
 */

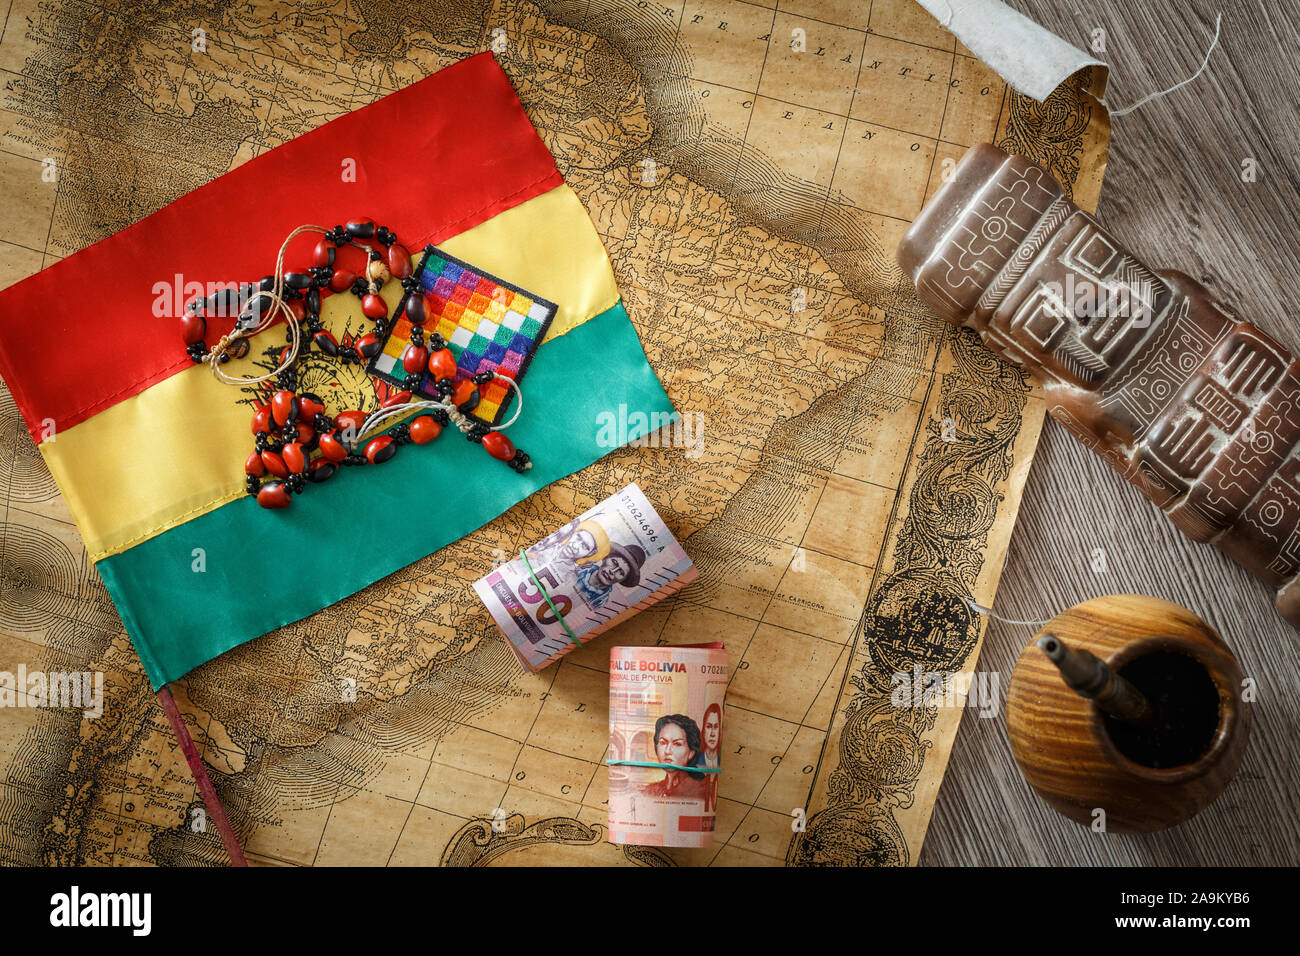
xmin=898 ymin=143 xmax=1300 ymax=631
xmin=1006 ymin=595 xmax=1250 ymax=833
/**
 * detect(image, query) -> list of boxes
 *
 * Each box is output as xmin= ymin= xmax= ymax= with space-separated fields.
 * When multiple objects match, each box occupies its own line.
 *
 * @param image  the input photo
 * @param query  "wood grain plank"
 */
xmin=920 ymin=0 xmax=1300 ymax=866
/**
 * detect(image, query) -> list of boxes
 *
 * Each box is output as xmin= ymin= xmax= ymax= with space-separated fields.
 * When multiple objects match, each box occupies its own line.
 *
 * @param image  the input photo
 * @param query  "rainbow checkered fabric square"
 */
xmin=369 ymin=246 xmax=558 ymax=426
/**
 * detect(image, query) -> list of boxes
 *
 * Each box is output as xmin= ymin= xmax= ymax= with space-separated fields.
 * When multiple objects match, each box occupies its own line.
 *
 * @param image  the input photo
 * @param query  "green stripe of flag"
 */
xmin=98 ymin=302 xmax=675 ymax=689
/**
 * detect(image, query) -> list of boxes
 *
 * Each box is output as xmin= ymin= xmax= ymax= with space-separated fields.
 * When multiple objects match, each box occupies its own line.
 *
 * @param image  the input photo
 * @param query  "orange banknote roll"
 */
xmin=607 ymin=643 xmax=728 ymax=848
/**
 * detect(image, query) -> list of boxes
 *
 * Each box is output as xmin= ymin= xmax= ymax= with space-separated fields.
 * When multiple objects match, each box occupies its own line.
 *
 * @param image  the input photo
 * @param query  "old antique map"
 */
xmin=0 ymin=0 xmax=1108 ymax=865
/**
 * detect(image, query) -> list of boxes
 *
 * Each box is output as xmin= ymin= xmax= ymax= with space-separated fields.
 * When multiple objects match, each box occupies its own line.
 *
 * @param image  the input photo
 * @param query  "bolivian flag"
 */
xmin=0 ymin=53 xmax=673 ymax=690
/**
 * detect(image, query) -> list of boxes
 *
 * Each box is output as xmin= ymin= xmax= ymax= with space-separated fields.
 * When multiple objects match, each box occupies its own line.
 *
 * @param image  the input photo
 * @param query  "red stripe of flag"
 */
xmin=0 ymin=52 xmax=561 ymax=443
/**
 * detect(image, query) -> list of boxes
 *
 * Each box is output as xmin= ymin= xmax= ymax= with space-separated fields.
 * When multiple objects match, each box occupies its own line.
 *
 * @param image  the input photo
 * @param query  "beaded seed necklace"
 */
xmin=180 ymin=218 xmax=532 ymax=510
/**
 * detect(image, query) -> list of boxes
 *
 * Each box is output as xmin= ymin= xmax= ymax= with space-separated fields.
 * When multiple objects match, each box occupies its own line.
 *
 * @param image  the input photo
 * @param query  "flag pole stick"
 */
xmin=156 ymin=685 xmax=248 ymax=866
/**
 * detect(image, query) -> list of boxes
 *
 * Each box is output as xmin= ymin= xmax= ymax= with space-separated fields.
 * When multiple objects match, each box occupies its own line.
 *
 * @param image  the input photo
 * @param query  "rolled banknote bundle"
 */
xmin=473 ymin=483 xmax=697 ymax=672
xmin=607 ymin=642 xmax=728 ymax=848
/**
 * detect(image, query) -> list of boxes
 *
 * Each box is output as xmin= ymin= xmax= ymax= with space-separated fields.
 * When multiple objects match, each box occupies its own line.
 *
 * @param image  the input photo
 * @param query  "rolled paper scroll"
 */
xmin=898 ymin=143 xmax=1300 ymax=630
xmin=473 ymin=483 xmax=697 ymax=671
xmin=607 ymin=643 xmax=728 ymax=848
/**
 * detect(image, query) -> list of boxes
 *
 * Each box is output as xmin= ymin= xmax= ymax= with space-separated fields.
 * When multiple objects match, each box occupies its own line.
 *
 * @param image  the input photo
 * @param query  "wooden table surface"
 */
xmin=920 ymin=0 xmax=1300 ymax=866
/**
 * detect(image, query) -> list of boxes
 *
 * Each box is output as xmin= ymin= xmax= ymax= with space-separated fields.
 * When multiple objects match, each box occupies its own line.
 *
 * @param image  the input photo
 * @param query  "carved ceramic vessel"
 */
xmin=899 ymin=143 xmax=1300 ymax=630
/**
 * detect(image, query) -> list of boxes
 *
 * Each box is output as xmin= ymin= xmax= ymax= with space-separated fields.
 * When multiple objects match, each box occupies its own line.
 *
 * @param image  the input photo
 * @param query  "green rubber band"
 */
xmin=520 ymin=549 xmax=582 ymax=647
xmin=605 ymin=760 xmax=722 ymax=774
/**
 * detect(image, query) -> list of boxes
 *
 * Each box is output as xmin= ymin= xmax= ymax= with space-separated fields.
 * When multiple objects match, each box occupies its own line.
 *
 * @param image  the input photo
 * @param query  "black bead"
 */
xmin=205 ymin=287 xmax=242 ymax=317
xmin=431 ymin=409 xmax=450 ymax=426
xmin=403 ymin=373 xmax=423 ymax=391
xmin=427 ymin=332 xmax=446 ymax=351
xmin=472 ymin=371 xmax=494 ymax=385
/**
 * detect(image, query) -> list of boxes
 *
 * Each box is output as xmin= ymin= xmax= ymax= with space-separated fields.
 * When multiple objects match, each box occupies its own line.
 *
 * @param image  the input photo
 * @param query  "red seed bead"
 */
xmin=257 ymin=481 xmax=291 ymax=509
xmin=387 ymin=243 xmax=412 ymax=279
xmin=292 ymin=422 xmax=314 ymax=444
xmin=282 ymin=442 xmax=306 ymax=475
xmin=319 ymin=431 xmax=348 ymax=462
xmin=355 ymin=333 xmax=382 ymax=359
xmin=261 ymin=450 xmax=290 ymax=479
xmin=181 ymin=312 xmax=206 ymax=345
xmin=287 ymin=298 xmax=306 ymax=321
xmin=251 ymin=404 xmax=273 ymax=435
xmin=364 ymin=435 xmax=397 ymax=464
xmin=271 ymin=390 xmax=298 ymax=426
xmin=403 ymin=291 xmax=427 ymax=325
xmin=428 ymin=348 xmax=457 ymax=382
xmin=313 ymin=329 xmax=341 ymax=356
xmin=362 ymin=294 xmax=388 ymax=319
xmin=307 ymin=458 xmax=337 ymax=483
xmin=311 ymin=238 xmax=336 ymax=268
xmin=346 ymin=218 xmax=377 ymax=241
xmin=409 ymin=416 xmax=442 ymax=444
xmin=482 ymin=431 xmax=516 ymax=462
xmin=402 ymin=345 xmax=428 ymax=374
xmin=334 ymin=410 xmax=367 ymax=435
xmin=452 ymin=380 xmax=480 ymax=412
xmin=329 ymin=270 xmax=356 ymax=293
xmin=298 ymin=397 xmax=325 ymax=422
xmin=245 ymin=451 xmax=266 ymax=477
xmin=381 ymin=390 xmax=412 ymax=409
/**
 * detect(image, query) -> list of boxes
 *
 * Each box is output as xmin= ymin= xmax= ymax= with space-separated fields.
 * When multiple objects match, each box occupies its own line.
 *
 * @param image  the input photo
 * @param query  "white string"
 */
xmin=491 ymin=374 xmax=525 ymax=430
xmin=1106 ymin=13 xmax=1222 ymax=118
xmin=963 ymin=596 xmax=1053 ymax=627
xmin=354 ymin=374 xmax=525 ymax=446
xmin=207 ymin=224 xmax=330 ymax=386
xmin=357 ymin=400 xmax=459 ymax=443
